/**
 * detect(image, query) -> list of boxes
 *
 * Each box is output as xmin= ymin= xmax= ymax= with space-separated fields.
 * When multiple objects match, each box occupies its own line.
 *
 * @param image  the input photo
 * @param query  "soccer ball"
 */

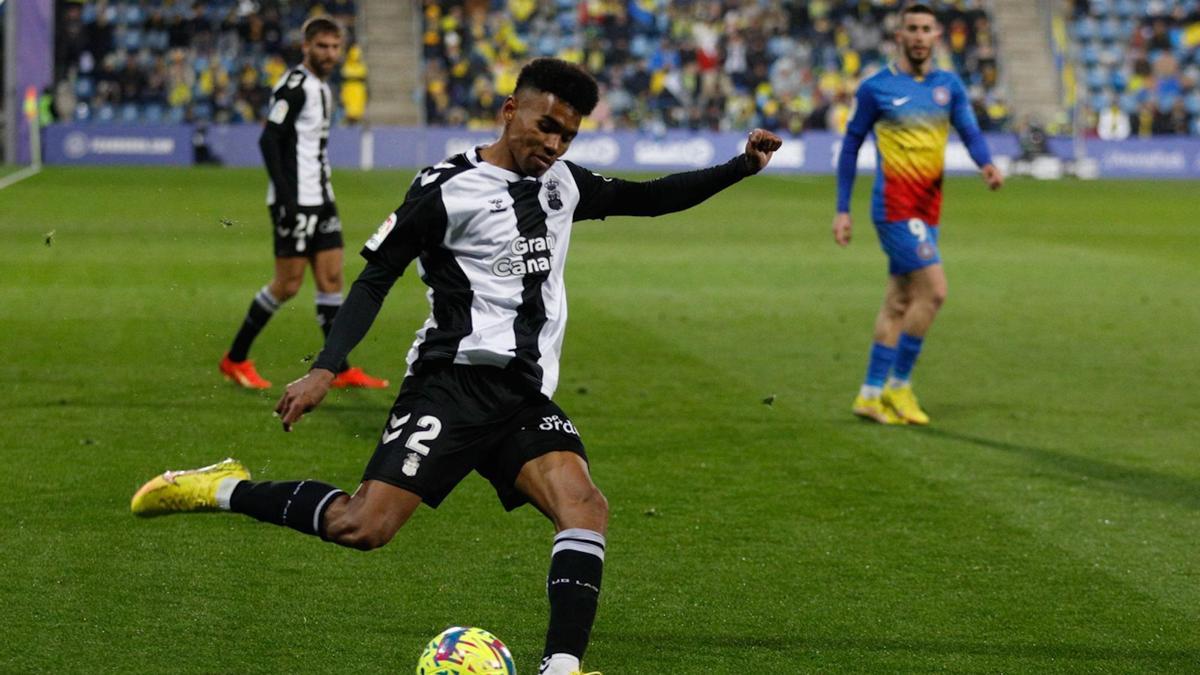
xmin=416 ymin=626 xmax=517 ymax=675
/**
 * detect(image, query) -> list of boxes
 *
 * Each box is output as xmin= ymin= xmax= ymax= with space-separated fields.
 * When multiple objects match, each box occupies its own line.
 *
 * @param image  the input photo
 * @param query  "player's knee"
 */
xmin=346 ymin=528 xmax=394 ymax=551
xmin=565 ymin=485 xmax=609 ymax=529
xmin=929 ymin=286 xmax=947 ymax=310
xmin=323 ymin=511 xmax=396 ymax=551
xmin=328 ymin=520 xmax=395 ymax=551
xmin=587 ymin=486 xmax=609 ymax=522
xmin=319 ymin=272 xmax=343 ymax=291
xmin=282 ymin=280 xmax=304 ymax=300
xmin=271 ymin=280 xmax=302 ymax=302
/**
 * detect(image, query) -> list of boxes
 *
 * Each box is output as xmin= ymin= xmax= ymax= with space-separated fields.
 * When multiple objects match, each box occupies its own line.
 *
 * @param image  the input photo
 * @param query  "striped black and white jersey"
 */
xmin=356 ymin=147 xmax=754 ymax=398
xmin=261 ymin=65 xmax=334 ymax=207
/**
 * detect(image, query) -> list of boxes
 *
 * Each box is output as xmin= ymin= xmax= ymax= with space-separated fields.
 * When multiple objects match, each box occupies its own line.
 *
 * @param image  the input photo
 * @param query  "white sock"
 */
xmin=214 ymin=477 xmax=244 ymax=510
xmin=886 ymin=377 xmax=910 ymax=389
xmin=539 ymin=653 xmax=580 ymax=675
xmin=859 ymin=384 xmax=882 ymax=399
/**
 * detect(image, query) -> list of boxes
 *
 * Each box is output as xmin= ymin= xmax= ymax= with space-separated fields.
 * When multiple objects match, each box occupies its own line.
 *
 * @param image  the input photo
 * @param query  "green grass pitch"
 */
xmin=2 ymin=166 xmax=1198 ymax=673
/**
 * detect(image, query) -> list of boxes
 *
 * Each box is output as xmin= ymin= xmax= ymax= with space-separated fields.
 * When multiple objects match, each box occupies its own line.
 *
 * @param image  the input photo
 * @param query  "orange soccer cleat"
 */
xmin=219 ymin=353 xmax=271 ymax=389
xmin=331 ymin=366 xmax=390 ymax=389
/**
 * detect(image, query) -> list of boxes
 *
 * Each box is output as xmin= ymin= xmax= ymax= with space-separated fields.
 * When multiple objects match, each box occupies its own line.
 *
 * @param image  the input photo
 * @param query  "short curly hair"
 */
xmin=514 ymin=58 xmax=599 ymax=116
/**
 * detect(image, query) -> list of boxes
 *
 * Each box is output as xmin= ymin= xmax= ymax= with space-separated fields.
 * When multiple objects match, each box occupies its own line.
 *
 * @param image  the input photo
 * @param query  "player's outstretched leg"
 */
xmin=132 ymin=461 xmax=420 ymax=549
xmin=131 ymin=460 xmax=346 ymax=540
xmin=515 ymin=452 xmax=608 ymax=675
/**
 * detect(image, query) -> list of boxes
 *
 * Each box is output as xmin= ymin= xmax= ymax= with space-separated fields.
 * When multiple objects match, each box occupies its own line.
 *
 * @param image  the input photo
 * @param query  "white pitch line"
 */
xmin=0 ymin=165 xmax=42 ymax=191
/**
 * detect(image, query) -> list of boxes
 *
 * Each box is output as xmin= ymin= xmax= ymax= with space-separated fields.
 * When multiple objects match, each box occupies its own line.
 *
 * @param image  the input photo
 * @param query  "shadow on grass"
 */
xmin=914 ymin=427 xmax=1200 ymax=511
xmin=603 ymin=629 xmax=1198 ymax=663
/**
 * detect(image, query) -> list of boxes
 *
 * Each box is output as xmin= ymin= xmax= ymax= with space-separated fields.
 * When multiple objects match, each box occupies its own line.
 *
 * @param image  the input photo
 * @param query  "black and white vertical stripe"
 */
xmin=265 ymin=65 xmax=335 ymax=207
xmin=506 ymin=179 xmax=551 ymax=386
xmin=316 ymin=85 xmax=332 ymax=204
xmin=369 ymin=150 xmax=590 ymax=397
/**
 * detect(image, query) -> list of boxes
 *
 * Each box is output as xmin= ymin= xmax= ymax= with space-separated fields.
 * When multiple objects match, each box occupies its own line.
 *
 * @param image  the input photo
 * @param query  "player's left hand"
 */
xmin=274 ymin=368 xmax=336 ymax=432
xmin=981 ymin=164 xmax=1004 ymax=191
xmin=743 ymin=129 xmax=783 ymax=173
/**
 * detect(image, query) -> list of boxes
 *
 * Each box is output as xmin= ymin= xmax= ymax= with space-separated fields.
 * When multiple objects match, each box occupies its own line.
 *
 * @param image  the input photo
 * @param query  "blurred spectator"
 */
xmin=421 ymin=0 xmax=1009 ymax=133
xmin=340 ymin=44 xmax=368 ymax=123
xmin=1016 ymin=115 xmax=1051 ymax=160
xmin=1071 ymin=0 xmax=1200 ymax=136
xmin=1097 ymin=100 xmax=1131 ymax=139
xmin=55 ymin=0 xmax=363 ymax=125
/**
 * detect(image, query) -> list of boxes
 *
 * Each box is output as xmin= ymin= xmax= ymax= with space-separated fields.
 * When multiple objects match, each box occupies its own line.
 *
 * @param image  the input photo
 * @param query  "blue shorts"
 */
xmin=875 ymin=219 xmax=941 ymax=276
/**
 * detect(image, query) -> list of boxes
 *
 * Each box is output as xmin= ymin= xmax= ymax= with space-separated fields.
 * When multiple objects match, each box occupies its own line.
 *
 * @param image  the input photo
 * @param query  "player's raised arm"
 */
xmin=568 ymin=129 xmax=782 ymax=222
xmin=834 ymin=80 xmax=881 ymax=247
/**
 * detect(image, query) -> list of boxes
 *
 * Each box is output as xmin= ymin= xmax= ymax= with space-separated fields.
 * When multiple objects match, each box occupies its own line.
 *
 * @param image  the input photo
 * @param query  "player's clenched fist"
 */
xmin=743 ymin=129 xmax=783 ymax=173
xmin=274 ymin=368 xmax=336 ymax=431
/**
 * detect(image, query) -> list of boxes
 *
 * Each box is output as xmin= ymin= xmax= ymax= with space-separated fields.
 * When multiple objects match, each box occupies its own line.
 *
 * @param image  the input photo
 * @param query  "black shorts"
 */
xmin=271 ymin=203 xmax=343 ymax=257
xmin=363 ymin=365 xmax=587 ymax=511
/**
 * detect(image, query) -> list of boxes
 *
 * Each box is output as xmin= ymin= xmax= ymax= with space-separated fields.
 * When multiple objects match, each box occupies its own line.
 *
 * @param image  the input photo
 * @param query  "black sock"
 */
xmin=315 ymin=292 xmax=349 ymax=372
xmin=229 ymin=286 xmax=280 ymax=362
xmin=229 ymin=479 xmax=346 ymax=538
xmin=542 ymin=528 xmax=605 ymax=663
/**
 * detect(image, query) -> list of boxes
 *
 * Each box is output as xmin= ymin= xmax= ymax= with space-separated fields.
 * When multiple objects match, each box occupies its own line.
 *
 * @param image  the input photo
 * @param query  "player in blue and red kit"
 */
xmin=834 ymin=3 xmax=1004 ymax=425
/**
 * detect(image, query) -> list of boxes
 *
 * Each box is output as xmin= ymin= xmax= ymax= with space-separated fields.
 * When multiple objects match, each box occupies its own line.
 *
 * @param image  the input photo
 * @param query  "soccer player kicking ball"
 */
xmin=132 ymin=58 xmax=781 ymax=675
xmin=218 ymin=16 xmax=388 ymax=391
xmin=834 ymin=3 xmax=1003 ymax=425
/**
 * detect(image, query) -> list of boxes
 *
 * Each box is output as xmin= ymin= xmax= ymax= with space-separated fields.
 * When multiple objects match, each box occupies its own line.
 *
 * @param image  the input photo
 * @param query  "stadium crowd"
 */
xmin=52 ymin=0 xmax=365 ymax=125
xmin=1071 ymin=0 xmax=1200 ymax=137
xmin=420 ymin=0 xmax=1009 ymax=134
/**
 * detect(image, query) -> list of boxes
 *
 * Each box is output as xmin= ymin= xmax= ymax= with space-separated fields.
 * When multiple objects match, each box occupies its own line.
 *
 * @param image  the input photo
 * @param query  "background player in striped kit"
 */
xmin=834 ymin=3 xmax=1003 ymax=425
xmin=132 ymin=58 xmax=782 ymax=675
xmin=218 ymin=16 xmax=387 ymax=391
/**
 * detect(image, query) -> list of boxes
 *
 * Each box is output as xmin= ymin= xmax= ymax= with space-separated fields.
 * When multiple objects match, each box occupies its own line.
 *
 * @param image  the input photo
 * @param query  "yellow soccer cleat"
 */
xmin=883 ymin=384 xmax=930 ymax=425
xmin=130 ymin=458 xmax=249 ymax=517
xmin=853 ymin=394 xmax=908 ymax=425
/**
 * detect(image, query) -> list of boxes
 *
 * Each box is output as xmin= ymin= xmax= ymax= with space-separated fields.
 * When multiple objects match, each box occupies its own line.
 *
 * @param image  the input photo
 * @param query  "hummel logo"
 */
xmin=892 ymin=96 xmax=911 ymax=107
xmin=419 ymin=172 xmax=440 ymax=187
xmin=382 ymin=413 xmax=410 ymax=445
